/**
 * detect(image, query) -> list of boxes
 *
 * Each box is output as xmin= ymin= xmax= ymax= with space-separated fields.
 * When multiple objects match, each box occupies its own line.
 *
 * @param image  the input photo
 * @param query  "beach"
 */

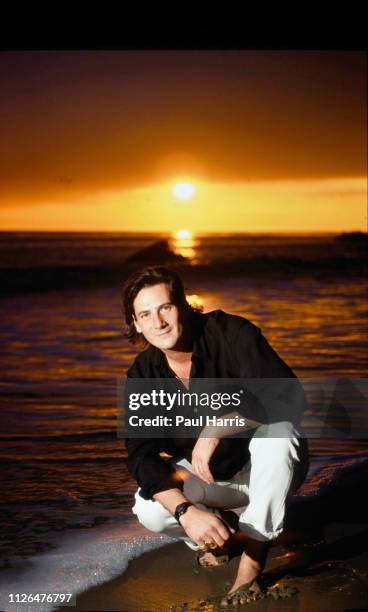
xmin=73 ymin=530 xmax=368 ymax=612
xmin=69 ymin=462 xmax=368 ymax=611
xmin=0 ymin=231 xmax=367 ymax=611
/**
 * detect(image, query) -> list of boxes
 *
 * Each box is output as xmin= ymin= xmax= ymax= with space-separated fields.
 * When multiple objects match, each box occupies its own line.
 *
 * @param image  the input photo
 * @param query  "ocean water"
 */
xmin=0 ymin=230 xmax=366 ymax=270
xmin=0 ymin=232 xmax=367 ymax=610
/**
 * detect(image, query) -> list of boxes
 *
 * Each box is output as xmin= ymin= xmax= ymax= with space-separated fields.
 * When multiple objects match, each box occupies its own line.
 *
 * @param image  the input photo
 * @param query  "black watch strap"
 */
xmin=174 ymin=501 xmax=193 ymax=523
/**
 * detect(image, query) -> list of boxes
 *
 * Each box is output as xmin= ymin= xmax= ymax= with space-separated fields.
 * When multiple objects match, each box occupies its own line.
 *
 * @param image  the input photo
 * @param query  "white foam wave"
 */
xmin=0 ymin=521 xmax=173 ymax=612
xmin=2 ymin=453 xmax=367 ymax=612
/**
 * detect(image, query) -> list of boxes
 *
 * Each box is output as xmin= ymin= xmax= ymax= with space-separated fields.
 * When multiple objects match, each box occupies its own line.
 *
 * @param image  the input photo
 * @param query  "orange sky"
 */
xmin=0 ymin=50 xmax=366 ymax=232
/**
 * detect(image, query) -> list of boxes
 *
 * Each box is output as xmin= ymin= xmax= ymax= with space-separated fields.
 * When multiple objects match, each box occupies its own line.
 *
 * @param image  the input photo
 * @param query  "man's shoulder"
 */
xmin=203 ymin=309 xmax=260 ymax=340
xmin=126 ymin=345 xmax=156 ymax=377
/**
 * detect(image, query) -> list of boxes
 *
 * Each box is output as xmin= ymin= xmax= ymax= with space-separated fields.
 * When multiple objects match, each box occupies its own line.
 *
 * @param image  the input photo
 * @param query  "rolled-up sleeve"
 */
xmin=125 ymin=437 xmax=184 ymax=500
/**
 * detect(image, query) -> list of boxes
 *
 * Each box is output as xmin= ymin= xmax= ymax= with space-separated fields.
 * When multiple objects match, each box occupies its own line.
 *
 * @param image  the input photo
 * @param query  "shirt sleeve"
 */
xmin=125 ymin=437 xmax=184 ymax=500
xmin=124 ymin=359 xmax=184 ymax=500
xmin=234 ymin=325 xmax=307 ymax=427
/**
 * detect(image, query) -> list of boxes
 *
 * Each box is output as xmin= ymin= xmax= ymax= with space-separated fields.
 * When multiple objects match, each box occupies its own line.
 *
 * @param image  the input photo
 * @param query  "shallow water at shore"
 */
xmin=1 ymin=274 xmax=367 ymax=561
xmin=0 ymin=233 xmax=367 ymax=609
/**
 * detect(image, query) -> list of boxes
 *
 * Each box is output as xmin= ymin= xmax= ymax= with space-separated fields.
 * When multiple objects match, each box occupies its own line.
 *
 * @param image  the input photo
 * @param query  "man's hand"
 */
xmin=179 ymin=505 xmax=234 ymax=548
xmin=191 ymin=437 xmax=219 ymax=484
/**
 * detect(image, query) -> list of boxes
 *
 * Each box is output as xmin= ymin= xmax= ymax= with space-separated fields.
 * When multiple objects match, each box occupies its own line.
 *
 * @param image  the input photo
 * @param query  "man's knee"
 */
xmin=251 ymin=421 xmax=303 ymax=462
xmin=132 ymin=490 xmax=170 ymax=533
xmin=266 ymin=420 xmax=296 ymax=437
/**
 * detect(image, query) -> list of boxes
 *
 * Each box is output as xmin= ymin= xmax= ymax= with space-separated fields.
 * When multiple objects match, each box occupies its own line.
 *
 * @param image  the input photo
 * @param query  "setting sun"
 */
xmin=175 ymin=229 xmax=192 ymax=239
xmin=173 ymin=182 xmax=195 ymax=200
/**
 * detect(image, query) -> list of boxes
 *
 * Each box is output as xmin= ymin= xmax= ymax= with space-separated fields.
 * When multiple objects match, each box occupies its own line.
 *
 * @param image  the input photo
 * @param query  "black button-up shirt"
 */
xmin=125 ymin=309 xmax=305 ymax=500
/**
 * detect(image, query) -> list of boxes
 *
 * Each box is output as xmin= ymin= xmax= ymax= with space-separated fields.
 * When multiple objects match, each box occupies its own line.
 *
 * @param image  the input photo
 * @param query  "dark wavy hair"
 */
xmin=123 ymin=266 xmax=202 ymax=346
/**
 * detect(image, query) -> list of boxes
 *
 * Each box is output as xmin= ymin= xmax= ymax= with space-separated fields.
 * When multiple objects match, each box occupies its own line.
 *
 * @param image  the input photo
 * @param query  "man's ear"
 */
xmin=132 ymin=315 xmax=142 ymax=334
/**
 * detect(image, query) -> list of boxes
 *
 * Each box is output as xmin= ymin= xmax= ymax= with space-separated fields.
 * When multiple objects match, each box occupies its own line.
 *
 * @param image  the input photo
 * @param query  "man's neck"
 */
xmin=163 ymin=346 xmax=193 ymax=365
xmin=163 ymin=347 xmax=193 ymax=386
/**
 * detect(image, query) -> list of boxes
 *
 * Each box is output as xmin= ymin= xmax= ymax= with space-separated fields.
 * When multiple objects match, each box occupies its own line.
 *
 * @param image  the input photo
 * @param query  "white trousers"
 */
xmin=132 ymin=421 xmax=309 ymax=547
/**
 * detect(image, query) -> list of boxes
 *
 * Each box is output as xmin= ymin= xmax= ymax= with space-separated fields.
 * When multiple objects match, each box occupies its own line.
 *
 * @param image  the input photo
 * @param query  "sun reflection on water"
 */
xmin=185 ymin=293 xmax=204 ymax=311
xmin=170 ymin=229 xmax=200 ymax=263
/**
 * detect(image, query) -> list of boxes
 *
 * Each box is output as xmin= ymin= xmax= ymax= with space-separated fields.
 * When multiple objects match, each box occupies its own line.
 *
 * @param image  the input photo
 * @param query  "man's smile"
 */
xmin=156 ymin=328 xmax=171 ymax=336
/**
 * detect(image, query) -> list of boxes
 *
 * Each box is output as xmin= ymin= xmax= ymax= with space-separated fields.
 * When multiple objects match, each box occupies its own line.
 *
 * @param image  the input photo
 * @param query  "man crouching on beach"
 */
xmin=123 ymin=266 xmax=309 ymax=606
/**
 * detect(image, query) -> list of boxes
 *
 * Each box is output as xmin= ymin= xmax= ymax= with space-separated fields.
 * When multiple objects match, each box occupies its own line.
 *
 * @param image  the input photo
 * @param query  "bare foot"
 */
xmin=220 ymin=556 xmax=263 ymax=606
xmin=228 ymin=553 xmax=261 ymax=594
xmin=220 ymin=539 xmax=269 ymax=607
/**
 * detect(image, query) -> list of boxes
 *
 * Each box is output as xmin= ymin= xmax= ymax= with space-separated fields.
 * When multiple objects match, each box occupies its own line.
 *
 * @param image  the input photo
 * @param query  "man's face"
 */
xmin=132 ymin=283 xmax=184 ymax=351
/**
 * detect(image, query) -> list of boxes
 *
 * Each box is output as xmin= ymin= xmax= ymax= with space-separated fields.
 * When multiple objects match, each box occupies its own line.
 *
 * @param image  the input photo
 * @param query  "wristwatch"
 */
xmin=174 ymin=501 xmax=193 ymax=523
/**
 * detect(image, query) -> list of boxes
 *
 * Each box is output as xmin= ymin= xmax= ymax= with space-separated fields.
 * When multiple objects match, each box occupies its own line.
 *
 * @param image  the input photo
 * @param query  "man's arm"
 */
xmin=200 ymin=411 xmax=261 ymax=438
xmin=125 ymin=362 xmax=186 ymax=500
xmin=125 ymin=437 xmax=185 ymax=500
xmin=190 ymin=408 xmax=263 ymax=483
xmin=190 ymin=411 xmax=259 ymax=484
xmin=153 ymin=487 xmax=234 ymax=548
xmin=191 ymin=324 xmax=306 ymax=484
xmin=234 ymin=324 xmax=307 ymax=426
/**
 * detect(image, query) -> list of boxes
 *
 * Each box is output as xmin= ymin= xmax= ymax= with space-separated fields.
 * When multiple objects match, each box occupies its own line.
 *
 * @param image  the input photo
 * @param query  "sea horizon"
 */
xmin=0 ymin=229 xmax=362 ymax=236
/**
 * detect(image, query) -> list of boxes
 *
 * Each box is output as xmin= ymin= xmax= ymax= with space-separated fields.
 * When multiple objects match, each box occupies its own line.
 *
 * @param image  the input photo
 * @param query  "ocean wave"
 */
xmin=0 ymin=456 xmax=127 ymax=465
xmin=1 ymin=452 xmax=368 ymax=611
xmin=295 ymin=450 xmax=368 ymax=499
xmin=0 ymin=521 xmax=173 ymax=612
xmin=0 ymin=430 xmax=117 ymax=442
xmin=0 ymin=255 xmax=366 ymax=294
xmin=1 ymin=454 xmax=368 ymax=611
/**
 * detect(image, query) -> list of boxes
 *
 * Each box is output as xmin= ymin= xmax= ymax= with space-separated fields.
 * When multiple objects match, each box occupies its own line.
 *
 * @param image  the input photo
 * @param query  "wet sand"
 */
xmin=69 ymin=464 xmax=368 ymax=611
xmin=70 ymin=532 xmax=368 ymax=611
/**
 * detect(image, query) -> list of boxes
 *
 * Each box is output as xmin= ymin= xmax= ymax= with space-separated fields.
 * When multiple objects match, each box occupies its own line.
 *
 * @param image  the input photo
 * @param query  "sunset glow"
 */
xmin=175 ymin=229 xmax=192 ymax=239
xmin=171 ymin=228 xmax=198 ymax=261
xmin=173 ymin=182 xmax=195 ymax=200
xmin=0 ymin=50 xmax=366 ymax=233
xmin=0 ymin=177 xmax=365 ymax=233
